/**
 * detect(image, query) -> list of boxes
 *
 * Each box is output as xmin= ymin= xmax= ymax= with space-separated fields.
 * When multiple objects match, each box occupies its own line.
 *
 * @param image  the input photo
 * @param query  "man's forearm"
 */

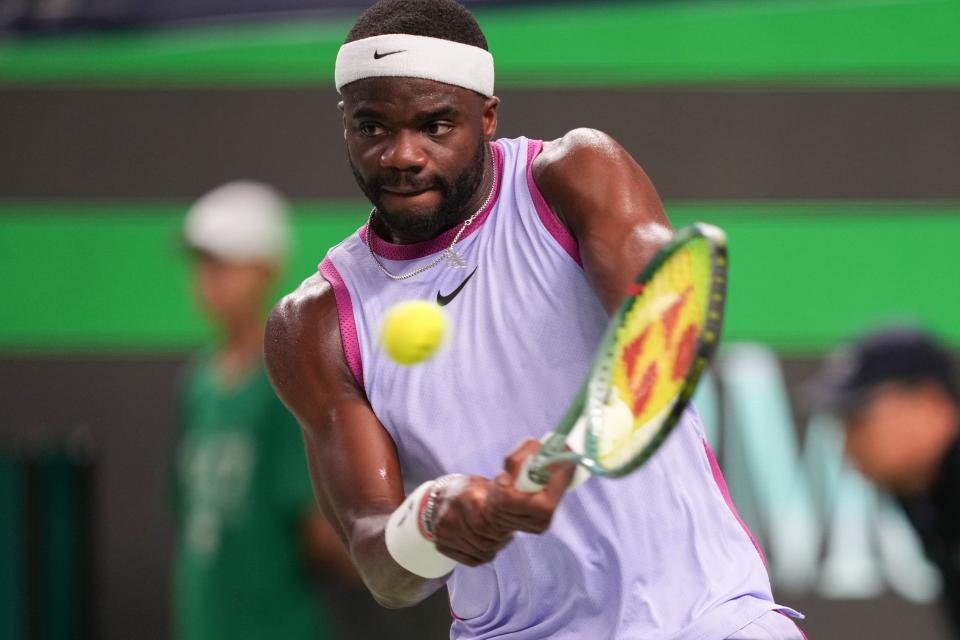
xmin=349 ymin=513 xmax=448 ymax=608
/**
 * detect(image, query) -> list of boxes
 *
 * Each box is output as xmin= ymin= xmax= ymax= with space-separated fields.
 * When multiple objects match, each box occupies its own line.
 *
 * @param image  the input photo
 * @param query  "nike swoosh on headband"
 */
xmin=373 ymin=49 xmax=406 ymax=59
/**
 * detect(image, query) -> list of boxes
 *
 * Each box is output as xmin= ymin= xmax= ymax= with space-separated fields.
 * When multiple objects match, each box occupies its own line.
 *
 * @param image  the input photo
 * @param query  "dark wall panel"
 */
xmin=0 ymin=356 xmax=453 ymax=640
xmin=0 ymin=356 xmax=183 ymax=640
xmin=2 ymin=88 xmax=958 ymax=200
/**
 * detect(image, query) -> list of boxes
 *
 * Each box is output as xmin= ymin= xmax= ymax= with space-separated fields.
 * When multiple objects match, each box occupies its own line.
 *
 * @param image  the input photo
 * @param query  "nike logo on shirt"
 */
xmin=436 ymin=267 xmax=478 ymax=306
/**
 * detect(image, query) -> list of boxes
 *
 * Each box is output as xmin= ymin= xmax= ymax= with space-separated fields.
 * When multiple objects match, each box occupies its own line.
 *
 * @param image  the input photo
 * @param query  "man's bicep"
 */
xmin=264 ymin=279 xmax=406 ymax=546
xmin=265 ymin=263 xmax=446 ymax=608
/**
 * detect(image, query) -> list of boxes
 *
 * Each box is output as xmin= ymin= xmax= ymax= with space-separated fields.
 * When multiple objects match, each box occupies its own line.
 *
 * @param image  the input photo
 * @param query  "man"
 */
xmin=266 ymin=1 xmax=802 ymax=637
xmin=175 ymin=181 xmax=353 ymax=639
xmin=814 ymin=327 xmax=960 ymax=634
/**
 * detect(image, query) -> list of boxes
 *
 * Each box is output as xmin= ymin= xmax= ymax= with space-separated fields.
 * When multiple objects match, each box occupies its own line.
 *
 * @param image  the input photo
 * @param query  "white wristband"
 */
xmin=385 ymin=479 xmax=458 ymax=579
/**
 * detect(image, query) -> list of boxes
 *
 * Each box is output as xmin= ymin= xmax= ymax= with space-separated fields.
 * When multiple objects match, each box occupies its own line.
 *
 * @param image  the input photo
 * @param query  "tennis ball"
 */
xmin=380 ymin=300 xmax=448 ymax=365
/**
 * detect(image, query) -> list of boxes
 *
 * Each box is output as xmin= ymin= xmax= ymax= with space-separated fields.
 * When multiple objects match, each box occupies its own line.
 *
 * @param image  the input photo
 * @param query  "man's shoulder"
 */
xmin=281 ymin=271 xmax=334 ymax=308
xmin=265 ymin=270 xmax=361 ymax=403
xmin=266 ymin=273 xmax=339 ymax=360
xmin=530 ymin=128 xmax=638 ymax=226
xmin=267 ymin=273 xmax=336 ymax=338
xmin=533 ymin=128 xmax=622 ymax=179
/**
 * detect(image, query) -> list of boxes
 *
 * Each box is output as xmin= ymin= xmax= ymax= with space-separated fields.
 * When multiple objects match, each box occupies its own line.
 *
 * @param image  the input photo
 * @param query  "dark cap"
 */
xmin=813 ymin=326 xmax=959 ymax=416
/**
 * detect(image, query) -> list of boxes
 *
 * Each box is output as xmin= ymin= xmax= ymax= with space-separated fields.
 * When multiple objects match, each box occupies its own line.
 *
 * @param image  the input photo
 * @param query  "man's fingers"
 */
xmin=435 ymin=499 xmax=503 ymax=547
xmin=434 ymin=517 xmax=513 ymax=565
xmin=434 ymin=514 xmax=506 ymax=557
xmin=486 ymin=465 xmax=578 ymax=533
xmin=489 ymin=453 xmax=579 ymax=531
xmin=501 ymin=439 xmax=543 ymax=480
xmin=543 ymin=459 xmax=578 ymax=500
xmin=495 ymin=461 xmax=576 ymax=508
xmin=435 ymin=543 xmax=488 ymax=566
xmin=488 ymin=512 xmax=548 ymax=534
xmin=429 ymin=459 xmax=572 ymax=565
xmin=502 ymin=439 xmax=579 ymax=496
xmin=430 ymin=475 xmax=515 ymax=564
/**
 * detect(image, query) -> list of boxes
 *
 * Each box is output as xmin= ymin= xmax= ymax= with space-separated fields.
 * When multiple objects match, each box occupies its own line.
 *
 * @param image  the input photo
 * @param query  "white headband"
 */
xmin=335 ymin=34 xmax=495 ymax=97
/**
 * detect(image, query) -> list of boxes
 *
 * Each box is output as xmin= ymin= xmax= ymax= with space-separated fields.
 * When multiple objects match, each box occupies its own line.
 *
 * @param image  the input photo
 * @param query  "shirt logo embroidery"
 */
xmin=436 ymin=267 xmax=478 ymax=306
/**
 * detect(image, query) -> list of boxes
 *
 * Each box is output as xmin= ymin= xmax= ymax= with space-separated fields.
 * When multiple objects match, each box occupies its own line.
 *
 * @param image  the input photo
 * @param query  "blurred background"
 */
xmin=1 ymin=0 xmax=959 ymax=638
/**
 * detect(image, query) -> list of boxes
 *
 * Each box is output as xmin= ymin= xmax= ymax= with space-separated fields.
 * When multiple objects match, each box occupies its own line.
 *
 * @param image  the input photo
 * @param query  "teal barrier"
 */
xmin=0 ymin=444 xmax=94 ymax=640
xmin=0 ymin=458 xmax=25 ymax=639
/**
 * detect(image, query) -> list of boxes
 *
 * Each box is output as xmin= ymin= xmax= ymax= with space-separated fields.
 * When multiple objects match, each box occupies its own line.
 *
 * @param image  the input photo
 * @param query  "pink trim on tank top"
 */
xmin=702 ymin=440 xmax=767 ymax=567
xmin=360 ymin=141 xmax=504 ymax=261
xmin=317 ymin=257 xmax=364 ymax=389
xmin=525 ymin=139 xmax=582 ymax=266
xmin=776 ymin=610 xmax=808 ymax=639
xmin=448 ymin=593 xmax=463 ymax=621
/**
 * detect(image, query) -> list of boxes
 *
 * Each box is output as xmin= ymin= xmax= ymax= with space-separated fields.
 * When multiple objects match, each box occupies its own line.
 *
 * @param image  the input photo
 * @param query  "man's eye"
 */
xmin=425 ymin=122 xmax=453 ymax=136
xmin=359 ymin=123 xmax=384 ymax=136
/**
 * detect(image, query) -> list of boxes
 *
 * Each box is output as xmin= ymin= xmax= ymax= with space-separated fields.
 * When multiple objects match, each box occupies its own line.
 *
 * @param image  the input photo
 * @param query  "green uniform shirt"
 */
xmin=173 ymin=354 xmax=331 ymax=640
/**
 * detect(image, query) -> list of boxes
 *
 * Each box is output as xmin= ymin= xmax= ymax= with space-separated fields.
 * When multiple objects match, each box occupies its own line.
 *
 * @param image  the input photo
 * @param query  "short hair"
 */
xmin=345 ymin=0 xmax=488 ymax=50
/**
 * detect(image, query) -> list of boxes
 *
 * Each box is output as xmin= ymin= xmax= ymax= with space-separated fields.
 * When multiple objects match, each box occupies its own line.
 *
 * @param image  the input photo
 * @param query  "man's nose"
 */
xmin=381 ymin=130 xmax=426 ymax=172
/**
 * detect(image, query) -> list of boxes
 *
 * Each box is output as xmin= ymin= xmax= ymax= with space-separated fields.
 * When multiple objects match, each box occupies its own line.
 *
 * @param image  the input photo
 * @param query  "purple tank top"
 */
xmin=320 ymin=137 xmax=793 ymax=639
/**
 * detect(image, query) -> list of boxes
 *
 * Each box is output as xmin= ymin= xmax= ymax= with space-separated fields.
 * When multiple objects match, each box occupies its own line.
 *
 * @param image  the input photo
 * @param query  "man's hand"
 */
xmin=430 ymin=439 xmax=576 ymax=566
xmin=430 ymin=475 xmax=512 ymax=566
xmin=489 ymin=439 xmax=577 ymax=533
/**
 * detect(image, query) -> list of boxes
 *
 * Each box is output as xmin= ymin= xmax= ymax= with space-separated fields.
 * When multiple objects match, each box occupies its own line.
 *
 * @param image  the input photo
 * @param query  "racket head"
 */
xmin=580 ymin=222 xmax=728 ymax=477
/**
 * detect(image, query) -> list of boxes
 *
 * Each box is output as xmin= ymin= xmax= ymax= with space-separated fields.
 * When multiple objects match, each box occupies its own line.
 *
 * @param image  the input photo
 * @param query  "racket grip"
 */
xmin=514 ymin=455 xmax=548 ymax=492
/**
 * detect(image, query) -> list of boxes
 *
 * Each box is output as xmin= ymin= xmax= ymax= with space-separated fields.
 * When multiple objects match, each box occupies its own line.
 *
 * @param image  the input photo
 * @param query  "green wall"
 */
xmin=1 ymin=0 xmax=959 ymax=87
xmin=2 ymin=201 xmax=957 ymax=353
xmin=2 ymin=0 xmax=957 ymax=353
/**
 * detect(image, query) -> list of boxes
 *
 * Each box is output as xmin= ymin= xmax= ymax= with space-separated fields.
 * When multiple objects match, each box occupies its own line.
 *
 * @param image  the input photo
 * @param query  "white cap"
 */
xmin=183 ymin=181 xmax=290 ymax=266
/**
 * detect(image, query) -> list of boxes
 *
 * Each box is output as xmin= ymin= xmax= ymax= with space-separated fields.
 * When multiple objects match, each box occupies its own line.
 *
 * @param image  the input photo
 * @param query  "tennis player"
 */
xmin=266 ymin=1 xmax=803 ymax=637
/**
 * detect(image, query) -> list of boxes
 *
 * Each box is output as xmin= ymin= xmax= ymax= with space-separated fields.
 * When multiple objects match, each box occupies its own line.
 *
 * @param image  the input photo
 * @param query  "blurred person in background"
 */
xmin=174 ymin=181 xmax=356 ymax=640
xmin=814 ymin=327 xmax=960 ymax=635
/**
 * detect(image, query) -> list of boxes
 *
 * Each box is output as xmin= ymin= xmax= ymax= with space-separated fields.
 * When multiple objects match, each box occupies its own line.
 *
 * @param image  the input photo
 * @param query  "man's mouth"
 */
xmin=381 ymin=186 xmax=435 ymax=197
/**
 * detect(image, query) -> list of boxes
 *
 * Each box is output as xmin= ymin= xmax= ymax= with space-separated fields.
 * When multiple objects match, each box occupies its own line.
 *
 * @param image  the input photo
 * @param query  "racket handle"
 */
xmin=514 ymin=454 xmax=548 ymax=492
xmin=513 ymin=420 xmax=592 ymax=492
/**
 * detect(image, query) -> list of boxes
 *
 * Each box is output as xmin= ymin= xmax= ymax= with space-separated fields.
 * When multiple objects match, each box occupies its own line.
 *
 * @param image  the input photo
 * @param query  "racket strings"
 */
xmin=597 ymin=241 xmax=712 ymax=465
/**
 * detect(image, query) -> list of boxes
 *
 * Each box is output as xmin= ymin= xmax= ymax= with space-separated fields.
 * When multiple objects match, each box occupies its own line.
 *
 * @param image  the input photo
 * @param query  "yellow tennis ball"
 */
xmin=380 ymin=300 xmax=448 ymax=365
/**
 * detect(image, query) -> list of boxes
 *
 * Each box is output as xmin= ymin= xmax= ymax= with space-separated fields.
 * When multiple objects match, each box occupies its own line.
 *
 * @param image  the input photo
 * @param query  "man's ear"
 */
xmin=482 ymin=96 xmax=500 ymax=139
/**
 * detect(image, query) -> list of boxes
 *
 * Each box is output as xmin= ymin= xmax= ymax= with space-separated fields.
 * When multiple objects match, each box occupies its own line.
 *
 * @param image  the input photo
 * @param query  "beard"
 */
xmin=349 ymin=135 xmax=488 ymax=240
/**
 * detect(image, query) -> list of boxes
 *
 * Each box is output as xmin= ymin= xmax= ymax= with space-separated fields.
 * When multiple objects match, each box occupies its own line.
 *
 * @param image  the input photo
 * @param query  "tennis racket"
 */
xmin=516 ymin=222 xmax=728 ymax=491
